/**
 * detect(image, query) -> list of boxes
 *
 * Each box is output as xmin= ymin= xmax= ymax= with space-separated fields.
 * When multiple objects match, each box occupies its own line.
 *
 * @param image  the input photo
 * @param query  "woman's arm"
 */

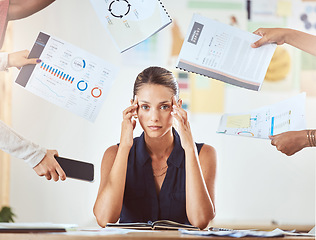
xmin=251 ymin=28 xmax=316 ymax=56
xmin=269 ymin=130 xmax=315 ymax=156
xmin=172 ymin=98 xmax=216 ymax=229
xmin=184 ymin=144 xmax=216 ymax=230
xmin=93 ymin=144 xmax=131 ymax=227
xmin=94 ymin=99 xmax=138 ymax=227
xmin=0 ymin=120 xmax=66 ymax=181
xmin=1 ymin=50 xmax=41 ymax=71
xmin=8 ymin=0 xmax=55 ymax=20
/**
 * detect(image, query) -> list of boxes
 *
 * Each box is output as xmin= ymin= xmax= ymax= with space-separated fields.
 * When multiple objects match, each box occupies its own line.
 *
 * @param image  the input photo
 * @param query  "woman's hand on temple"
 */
xmin=171 ymin=96 xmax=195 ymax=151
xmin=120 ymin=96 xmax=138 ymax=148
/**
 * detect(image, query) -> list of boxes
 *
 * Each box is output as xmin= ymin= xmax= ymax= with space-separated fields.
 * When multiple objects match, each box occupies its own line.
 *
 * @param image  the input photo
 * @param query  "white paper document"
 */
xmin=90 ymin=0 xmax=172 ymax=53
xmin=0 ymin=223 xmax=77 ymax=229
xmin=16 ymin=32 xmax=118 ymax=122
xmin=217 ymin=93 xmax=306 ymax=139
xmin=0 ymin=222 xmax=78 ymax=232
xmin=180 ymin=228 xmax=315 ymax=238
xmin=176 ymin=14 xmax=277 ymax=91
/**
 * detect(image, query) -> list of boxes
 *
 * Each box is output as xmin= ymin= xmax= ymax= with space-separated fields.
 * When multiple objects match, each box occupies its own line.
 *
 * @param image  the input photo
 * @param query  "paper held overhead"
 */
xmin=176 ymin=14 xmax=277 ymax=91
xmin=90 ymin=0 xmax=172 ymax=53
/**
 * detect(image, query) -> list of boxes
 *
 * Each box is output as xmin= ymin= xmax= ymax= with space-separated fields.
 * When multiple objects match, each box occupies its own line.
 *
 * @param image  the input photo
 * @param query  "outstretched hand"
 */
xmin=171 ymin=96 xmax=194 ymax=150
xmin=7 ymin=50 xmax=41 ymax=69
xmin=251 ymin=28 xmax=287 ymax=48
xmin=33 ymin=149 xmax=66 ymax=181
xmin=269 ymin=130 xmax=309 ymax=156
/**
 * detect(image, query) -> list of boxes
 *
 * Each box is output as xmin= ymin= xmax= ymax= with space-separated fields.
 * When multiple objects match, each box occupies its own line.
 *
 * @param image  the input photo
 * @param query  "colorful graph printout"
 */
xmin=217 ymin=93 xmax=306 ymax=139
xmin=15 ymin=32 xmax=118 ymax=122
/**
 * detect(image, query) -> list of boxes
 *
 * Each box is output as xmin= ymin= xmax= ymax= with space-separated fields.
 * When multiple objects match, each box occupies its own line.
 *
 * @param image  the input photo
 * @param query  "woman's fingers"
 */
xmin=133 ymin=95 xmax=138 ymax=105
xmin=173 ymin=105 xmax=188 ymax=125
xmin=56 ymin=164 xmax=66 ymax=181
xmin=132 ymin=119 xmax=136 ymax=130
xmin=123 ymin=96 xmax=138 ymax=117
xmin=171 ymin=95 xmax=189 ymax=128
xmin=124 ymin=112 xmax=135 ymax=120
xmin=123 ymin=104 xmax=138 ymax=116
xmin=45 ymin=173 xmax=52 ymax=180
xmin=171 ymin=110 xmax=183 ymax=125
xmin=172 ymin=96 xmax=177 ymax=107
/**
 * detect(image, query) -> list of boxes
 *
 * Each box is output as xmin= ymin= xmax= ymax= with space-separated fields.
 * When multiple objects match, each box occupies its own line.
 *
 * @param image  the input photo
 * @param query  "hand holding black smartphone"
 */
xmin=55 ymin=156 xmax=94 ymax=182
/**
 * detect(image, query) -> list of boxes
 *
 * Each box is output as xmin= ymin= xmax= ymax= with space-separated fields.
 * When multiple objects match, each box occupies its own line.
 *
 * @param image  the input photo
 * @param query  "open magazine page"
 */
xmin=106 ymin=222 xmax=152 ymax=230
xmin=90 ymin=0 xmax=172 ymax=52
xmin=176 ymin=14 xmax=276 ymax=91
xmin=106 ymin=220 xmax=198 ymax=230
xmin=152 ymin=220 xmax=198 ymax=230
xmin=217 ymin=93 xmax=306 ymax=139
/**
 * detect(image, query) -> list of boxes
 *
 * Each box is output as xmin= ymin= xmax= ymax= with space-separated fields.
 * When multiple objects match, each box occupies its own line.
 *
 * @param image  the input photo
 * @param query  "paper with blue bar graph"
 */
xmin=217 ymin=93 xmax=306 ymax=139
xmin=15 ymin=32 xmax=118 ymax=122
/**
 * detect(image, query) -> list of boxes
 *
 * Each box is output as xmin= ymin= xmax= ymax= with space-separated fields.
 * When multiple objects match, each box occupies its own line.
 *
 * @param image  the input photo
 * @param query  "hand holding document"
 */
xmin=217 ymin=93 xmax=306 ymax=139
xmin=90 ymin=0 xmax=172 ymax=52
xmin=176 ymin=14 xmax=277 ymax=91
xmin=16 ymin=32 xmax=118 ymax=122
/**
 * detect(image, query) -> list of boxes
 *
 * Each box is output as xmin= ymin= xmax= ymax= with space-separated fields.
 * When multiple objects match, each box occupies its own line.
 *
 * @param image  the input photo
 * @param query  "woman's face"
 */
xmin=135 ymin=84 xmax=175 ymax=138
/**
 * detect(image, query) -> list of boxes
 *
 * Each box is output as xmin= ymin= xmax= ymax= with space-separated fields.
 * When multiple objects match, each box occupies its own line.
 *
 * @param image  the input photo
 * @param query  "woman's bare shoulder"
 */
xmin=199 ymin=144 xmax=217 ymax=165
xmin=101 ymin=145 xmax=119 ymax=164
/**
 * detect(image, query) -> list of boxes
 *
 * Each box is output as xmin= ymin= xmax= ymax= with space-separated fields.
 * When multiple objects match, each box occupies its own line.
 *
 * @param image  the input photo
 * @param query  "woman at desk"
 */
xmin=94 ymin=66 xmax=216 ymax=229
xmin=252 ymin=27 xmax=316 ymax=156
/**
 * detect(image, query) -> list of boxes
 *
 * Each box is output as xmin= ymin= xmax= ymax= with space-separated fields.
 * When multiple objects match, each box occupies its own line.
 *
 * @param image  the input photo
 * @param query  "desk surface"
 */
xmin=0 ymin=231 xmax=314 ymax=240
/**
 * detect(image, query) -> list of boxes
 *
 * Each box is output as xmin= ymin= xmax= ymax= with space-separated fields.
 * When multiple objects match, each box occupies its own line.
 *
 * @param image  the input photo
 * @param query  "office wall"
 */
xmin=8 ymin=0 xmax=315 ymax=227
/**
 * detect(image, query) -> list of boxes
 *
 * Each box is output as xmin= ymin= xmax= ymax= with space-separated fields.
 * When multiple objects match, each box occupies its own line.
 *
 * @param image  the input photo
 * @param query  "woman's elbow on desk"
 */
xmin=190 ymin=210 xmax=216 ymax=230
xmin=93 ymin=205 xmax=119 ymax=228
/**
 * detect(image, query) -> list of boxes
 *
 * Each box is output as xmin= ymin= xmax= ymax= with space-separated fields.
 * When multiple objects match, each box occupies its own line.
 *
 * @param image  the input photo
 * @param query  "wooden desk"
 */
xmin=0 ymin=231 xmax=314 ymax=240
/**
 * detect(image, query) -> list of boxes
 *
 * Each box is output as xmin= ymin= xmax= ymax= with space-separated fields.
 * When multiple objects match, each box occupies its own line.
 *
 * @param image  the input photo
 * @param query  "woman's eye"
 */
xmin=141 ymin=105 xmax=149 ymax=110
xmin=160 ymin=105 xmax=170 ymax=110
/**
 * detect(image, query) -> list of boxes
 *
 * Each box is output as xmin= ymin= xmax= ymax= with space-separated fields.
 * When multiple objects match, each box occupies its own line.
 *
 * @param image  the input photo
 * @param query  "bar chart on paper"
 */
xmin=217 ymin=93 xmax=306 ymax=139
xmin=16 ymin=32 xmax=118 ymax=122
xmin=40 ymin=62 xmax=75 ymax=83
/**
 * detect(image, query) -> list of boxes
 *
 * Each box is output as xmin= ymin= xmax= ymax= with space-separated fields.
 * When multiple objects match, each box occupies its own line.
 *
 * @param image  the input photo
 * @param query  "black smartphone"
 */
xmin=55 ymin=156 xmax=94 ymax=182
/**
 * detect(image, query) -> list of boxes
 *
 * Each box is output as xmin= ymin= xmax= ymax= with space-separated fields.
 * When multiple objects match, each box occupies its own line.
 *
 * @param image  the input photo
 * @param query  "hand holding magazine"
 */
xmin=176 ymin=14 xmax=277 ymax=91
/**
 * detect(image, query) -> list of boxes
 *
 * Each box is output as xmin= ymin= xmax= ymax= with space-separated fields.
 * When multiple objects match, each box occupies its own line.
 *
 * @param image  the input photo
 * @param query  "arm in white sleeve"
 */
xmin=0 ymin=120 xmax=46 ymax=168
xmin=0 ymin=52 xmax=8 ymax=71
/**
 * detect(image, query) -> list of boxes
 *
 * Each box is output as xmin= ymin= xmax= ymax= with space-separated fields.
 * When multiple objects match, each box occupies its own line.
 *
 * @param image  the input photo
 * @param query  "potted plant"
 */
xmin=0 ymin=206 xmax=16 ymax=222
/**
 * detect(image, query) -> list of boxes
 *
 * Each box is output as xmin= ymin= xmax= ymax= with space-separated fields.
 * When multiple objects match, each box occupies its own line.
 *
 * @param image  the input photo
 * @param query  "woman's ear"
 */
xmin=178 ymin=98 xmax=183 ymax=108
xmin=130 ymin=99 xmax=134 ymax=105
